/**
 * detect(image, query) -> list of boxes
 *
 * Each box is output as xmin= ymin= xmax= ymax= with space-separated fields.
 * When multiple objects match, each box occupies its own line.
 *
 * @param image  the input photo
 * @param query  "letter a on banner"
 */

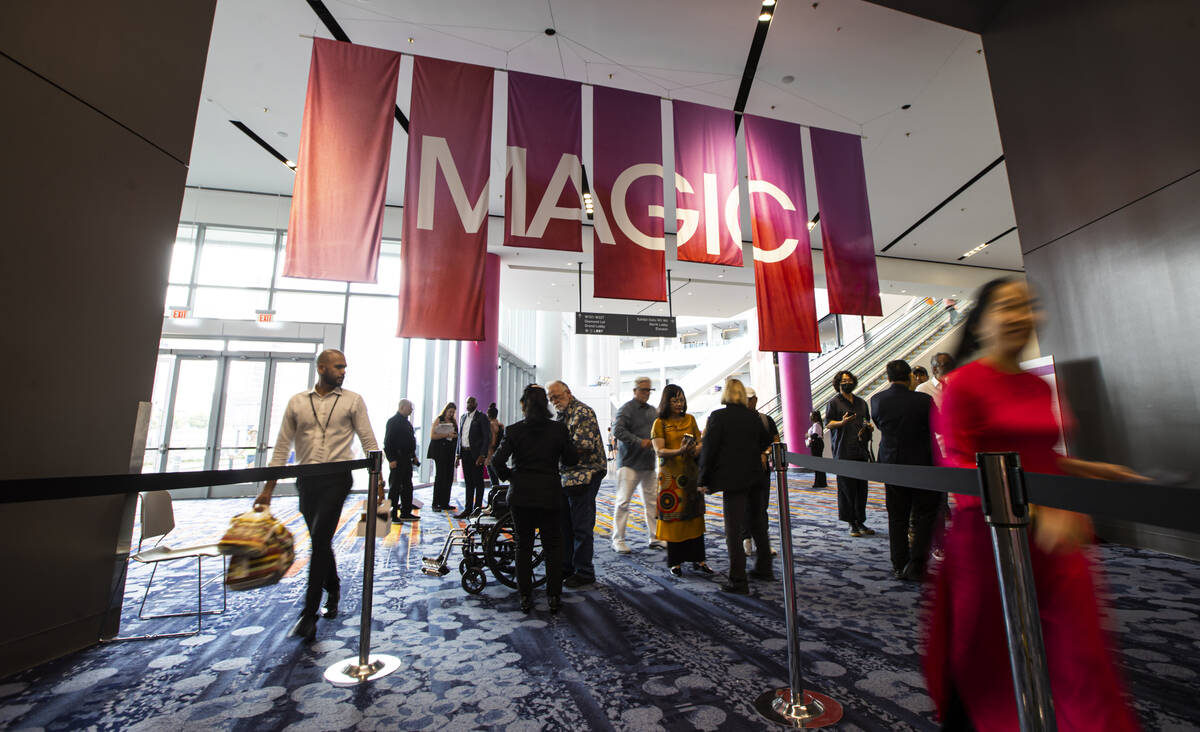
xmin=591 ymin=86 xmax=666 ymax=302
xmin=744 ymin=115 xmax=820 ymax=353
xmin=398 ymin=56 xmax=494 ymax=340
xmin=505 ymin=72 xmax=583 ymax=251
xmin=285 ymin=38 xmax=402 ymax=283
xmin=809 ymin=127 xmax=883 ymax=316
xmin=672 ymin=100 xmax=743 ymax=266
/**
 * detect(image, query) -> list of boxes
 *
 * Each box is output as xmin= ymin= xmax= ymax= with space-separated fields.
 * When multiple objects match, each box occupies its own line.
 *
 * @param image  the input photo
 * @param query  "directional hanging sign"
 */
xmin=575 ymin=312 xmax=677 ymax=338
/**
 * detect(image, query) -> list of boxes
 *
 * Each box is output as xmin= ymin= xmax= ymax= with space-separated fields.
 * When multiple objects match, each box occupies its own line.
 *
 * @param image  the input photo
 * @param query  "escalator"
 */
xmin=760 ymin=298 xmax=966 ymax=441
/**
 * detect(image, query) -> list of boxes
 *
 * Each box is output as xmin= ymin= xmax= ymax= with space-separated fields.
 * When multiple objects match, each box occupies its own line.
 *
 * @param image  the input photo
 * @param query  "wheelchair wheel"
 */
xmin=482 ymin=510 xmax=545 ymax=589
xmin=461 ymin=567 xmax=486 ymax=594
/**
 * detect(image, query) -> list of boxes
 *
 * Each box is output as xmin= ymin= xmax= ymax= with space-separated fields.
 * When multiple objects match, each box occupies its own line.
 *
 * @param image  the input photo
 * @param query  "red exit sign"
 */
xmin=169 ymin=308 xmax=189 ymax=319
xmin=256 ymin=309 xmax=276 ymax=323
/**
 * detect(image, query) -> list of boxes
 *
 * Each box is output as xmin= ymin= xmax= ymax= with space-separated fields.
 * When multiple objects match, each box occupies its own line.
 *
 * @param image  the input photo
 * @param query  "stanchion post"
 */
xmin=976 ymin=452 xmax=1057 ymax=731
xmin=754 ymin=442 xmax=843 ymax=728
xmin=324 ymin=450 xmax=402 ymax=685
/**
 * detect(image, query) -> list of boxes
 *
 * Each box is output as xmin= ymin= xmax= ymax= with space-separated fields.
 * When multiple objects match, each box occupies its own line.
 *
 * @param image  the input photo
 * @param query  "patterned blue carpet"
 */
xmin=2 ymin=472 xmax=1199 ymax=730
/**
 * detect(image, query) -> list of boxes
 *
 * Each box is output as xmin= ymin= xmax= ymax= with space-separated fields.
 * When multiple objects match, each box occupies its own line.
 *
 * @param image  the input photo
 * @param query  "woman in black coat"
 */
xmin=491 ymin=385 xmax=578 ymax=613
xmin=825 ymin=370 xmax=874 ymax=537
xmin=697 ymin=378 xmax=772 ymax=594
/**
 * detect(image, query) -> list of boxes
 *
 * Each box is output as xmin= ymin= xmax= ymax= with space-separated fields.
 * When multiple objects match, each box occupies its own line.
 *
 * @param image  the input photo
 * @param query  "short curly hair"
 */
xmin=831 ymin=370 xmax=858 ymax=394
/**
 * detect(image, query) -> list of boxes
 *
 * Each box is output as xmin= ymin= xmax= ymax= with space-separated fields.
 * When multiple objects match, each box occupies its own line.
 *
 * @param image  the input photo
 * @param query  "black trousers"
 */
xmin=388 ymin=464 xmax=414 ymax=515
xmin=741 ymin=472 xmax=771 ymax=542
xmin=836 ymin=469 xmax=869 ymax=525
xmin=460 ymin=455 xmax=486 ymax=512
xmin=432 ymin=453 xmax=455 ymax=508
xmin=510 ymin=505 xmax=564 ymax=598
xmin=810 ymin=438 xmax=827 ymax=487
xmin=885 ymin=484 xmax=941 ymax=573
xmin=296 ymin=472 xmax=353 ymax=617
xmin=723 ymin=488 xmax=771 ymax=585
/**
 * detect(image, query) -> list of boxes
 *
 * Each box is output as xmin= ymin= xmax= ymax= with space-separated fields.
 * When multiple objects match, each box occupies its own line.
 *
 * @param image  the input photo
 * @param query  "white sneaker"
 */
xmin=648 ymin=539 xmax=667 ymax=550
xmin=743 ymin=538 xmax=753 ymax=554
xmin=612 ymin=538 xmax=632 ymax=554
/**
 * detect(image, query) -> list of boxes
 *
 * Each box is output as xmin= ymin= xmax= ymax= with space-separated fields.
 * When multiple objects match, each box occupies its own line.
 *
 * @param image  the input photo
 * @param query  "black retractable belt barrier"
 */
xmin=322 ymin=450 xmax=402 ymax=685
xmin=754 ymin=442 xmax=843 ymax=728
xmin=0 ymin=459 xmax=373 ymax=504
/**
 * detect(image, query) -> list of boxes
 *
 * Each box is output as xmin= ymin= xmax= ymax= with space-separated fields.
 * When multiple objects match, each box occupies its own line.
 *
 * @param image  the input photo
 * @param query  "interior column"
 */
xmin=462 ymin=254 xmax=501 ymax=408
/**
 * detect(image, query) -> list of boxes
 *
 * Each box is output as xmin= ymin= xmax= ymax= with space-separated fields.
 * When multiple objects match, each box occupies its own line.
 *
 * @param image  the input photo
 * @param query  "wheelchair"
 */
xmin=421 ymin=486 xmax=546 ymax=595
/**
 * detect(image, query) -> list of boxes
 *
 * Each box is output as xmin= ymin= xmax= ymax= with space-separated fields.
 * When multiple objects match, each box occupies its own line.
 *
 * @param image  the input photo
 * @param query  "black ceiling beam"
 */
xmin=957 ymin=225 xmax=1017 ymax=260
xmin=879 ymin=155 xmax=1005 ymax=252
xmin=304 ymin=0 xmax=410 ymax=133
xmin=230 ymin=121 xmax=294 ymax=168
xmin=732 ymin=14 xmax=774 ymax=133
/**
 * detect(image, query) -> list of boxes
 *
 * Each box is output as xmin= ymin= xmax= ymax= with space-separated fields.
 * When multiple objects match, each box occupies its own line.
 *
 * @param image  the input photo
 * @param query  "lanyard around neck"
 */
xmin=309 ymin=392 xmax=341 ymax=439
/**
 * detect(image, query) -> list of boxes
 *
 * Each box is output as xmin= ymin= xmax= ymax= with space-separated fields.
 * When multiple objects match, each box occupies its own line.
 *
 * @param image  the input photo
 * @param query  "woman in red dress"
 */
xmin=924 ymin=277 xmax=1142 ymax=731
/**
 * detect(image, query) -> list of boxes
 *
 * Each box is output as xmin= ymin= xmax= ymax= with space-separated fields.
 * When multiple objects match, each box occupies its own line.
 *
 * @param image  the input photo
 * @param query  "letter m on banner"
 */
xmin=398 ymin=56 xmax=494 ymax=340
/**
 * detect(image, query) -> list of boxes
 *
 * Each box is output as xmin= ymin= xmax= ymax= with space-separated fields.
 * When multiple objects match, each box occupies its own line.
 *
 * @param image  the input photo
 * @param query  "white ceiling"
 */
xmin=185 ymin=0 xmax=1023 ymax=315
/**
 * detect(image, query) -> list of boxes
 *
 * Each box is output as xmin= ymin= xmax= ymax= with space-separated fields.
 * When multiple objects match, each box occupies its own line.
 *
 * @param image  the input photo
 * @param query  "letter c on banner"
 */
xmin=748 ymin=179 xmax=799 ymax=264
xmin=611 ymin=163 xmax=666 ymax=251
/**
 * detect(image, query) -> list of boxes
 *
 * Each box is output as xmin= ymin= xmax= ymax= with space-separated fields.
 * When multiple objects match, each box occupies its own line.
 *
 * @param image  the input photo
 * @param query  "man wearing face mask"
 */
xmin=824 ymin=370 xmax=875 ymax=537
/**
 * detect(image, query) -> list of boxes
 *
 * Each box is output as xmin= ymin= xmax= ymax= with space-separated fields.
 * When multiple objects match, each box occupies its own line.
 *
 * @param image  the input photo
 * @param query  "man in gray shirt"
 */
xmin=611 ymin=376 xmax=665 ymax=552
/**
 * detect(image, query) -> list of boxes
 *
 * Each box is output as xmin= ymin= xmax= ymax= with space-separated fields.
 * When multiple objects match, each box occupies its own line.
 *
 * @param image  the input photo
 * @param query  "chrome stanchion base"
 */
xmin=754 ymin=688 xmax=843 ymax=728
xmin=322 ymin=654 xmax=403 ymax=686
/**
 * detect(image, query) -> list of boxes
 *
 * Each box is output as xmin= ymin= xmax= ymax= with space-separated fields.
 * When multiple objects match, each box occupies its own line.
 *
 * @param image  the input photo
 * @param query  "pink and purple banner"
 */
xmin=285 ymin=38 xmax=401 ymax=283
xmin=809 ymin=127 xmax=883 ymax=316
xmin=744 ymin=114 xmax=820 ymax=353
xmin=397 ymin=56 xmax=494 ymax=340
xmin=672 ymin=100 xmax=743 ymax=266
xmin=504 ymin=72 xmax=583 ymax=251
xmin=591 ymin=86 xmax=666 ymax=301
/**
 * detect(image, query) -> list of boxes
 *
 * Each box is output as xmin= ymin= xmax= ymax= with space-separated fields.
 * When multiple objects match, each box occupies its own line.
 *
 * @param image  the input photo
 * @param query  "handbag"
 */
xmin=221 ymin=511 xmax=295 ymax=591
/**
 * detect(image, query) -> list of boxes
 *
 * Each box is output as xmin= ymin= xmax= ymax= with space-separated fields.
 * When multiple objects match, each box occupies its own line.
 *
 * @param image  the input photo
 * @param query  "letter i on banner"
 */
xmin=591 ymin=86 xmax=666 ymax=302
xmin=671 ymin=100 xmax=743 ymax=266
xmin=286 ymin=38 xmax=402 ymax=283
xmin=398 ymin=56 xmax=494 ymax=340
xmin=744 ymin=115 xmax=820 ymax=352
xmin=505 ymin=72 xmax=583 ymax=251
xmin=809 ymin=127 xmax=883 ymax=317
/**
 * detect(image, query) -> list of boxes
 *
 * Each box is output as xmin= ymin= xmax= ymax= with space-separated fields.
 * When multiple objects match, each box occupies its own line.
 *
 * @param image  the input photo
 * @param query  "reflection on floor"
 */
xmin=1 ymin=472 xmax=1198 ymax=730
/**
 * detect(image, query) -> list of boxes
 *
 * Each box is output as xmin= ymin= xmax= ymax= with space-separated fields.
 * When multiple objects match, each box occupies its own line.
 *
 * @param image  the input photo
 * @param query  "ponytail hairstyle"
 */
xmin=520 ymin=385 xmax=552 ymax=423
xmin=949 ymin=277 xmax=1019 ymax=367
xmin=486 ymin=403 xmax=498 ymax=419
xmin=809 ymin=410 xmax=823 ymax=425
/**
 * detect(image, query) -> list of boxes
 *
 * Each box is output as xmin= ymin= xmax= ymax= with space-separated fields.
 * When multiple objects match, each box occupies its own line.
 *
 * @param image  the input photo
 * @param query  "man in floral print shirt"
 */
xmin=547 ymin=380 xmax=608 ymax=588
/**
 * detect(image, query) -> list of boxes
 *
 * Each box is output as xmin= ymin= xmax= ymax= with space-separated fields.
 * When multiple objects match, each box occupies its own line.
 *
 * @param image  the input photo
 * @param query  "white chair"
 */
xmin=107 ymin=491 xmax=226 ymax=641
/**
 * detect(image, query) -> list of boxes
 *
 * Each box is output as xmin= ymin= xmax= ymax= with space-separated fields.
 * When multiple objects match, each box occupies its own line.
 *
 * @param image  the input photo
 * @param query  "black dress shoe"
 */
xmin=720 ymin=582 xmax=750 ymax=595
xmin=290 ymin=614 xmax=318 ymax=641
xmin=520 ymin=594 xmax=533 ymax=613
xmin=693 ymin=562 xmax=716 ymax=575
xmin=902 ymin=563 xmax=926 ymax=582
xmin=548 ymin=595 xmax=562 ymax=613
xmin=858 ymin=524 xmax=876 ymax=536
xmin=563 ymin=574 xmax=594 ymax=588
xmin=323 ymin=592 xmax=339 ymax=619
xmin=669 ymin=565 xmax=683 ymax=577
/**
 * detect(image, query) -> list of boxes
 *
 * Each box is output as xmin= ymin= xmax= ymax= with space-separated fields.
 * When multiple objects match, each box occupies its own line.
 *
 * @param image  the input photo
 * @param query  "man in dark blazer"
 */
xmin=384 ymin=398 xmax=420 ymax=522
xmin=456 ymin=396 xmax=491 ymax=518
xmin=870 ymin=360 xmax=939 ymax=581
xmin=698 ymin=379 xmax=772 ymax=594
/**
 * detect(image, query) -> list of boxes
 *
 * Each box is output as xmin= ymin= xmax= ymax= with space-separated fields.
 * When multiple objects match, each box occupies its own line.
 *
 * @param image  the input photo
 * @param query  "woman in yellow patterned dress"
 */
xmin=652 ymin=384 xmax=715 ymax=577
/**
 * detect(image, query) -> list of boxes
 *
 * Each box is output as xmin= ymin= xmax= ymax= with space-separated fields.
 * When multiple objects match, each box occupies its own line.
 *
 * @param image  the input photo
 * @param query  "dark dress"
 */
xmin=824 ymin=393 xmax=871 ymax=527
xmin=698 ymin=403 xmax=772 ymax=587
xmin=491 ymin=418 xmax=578 ymax=598
xmin=427 ymin=418 xmax=457 ymax=510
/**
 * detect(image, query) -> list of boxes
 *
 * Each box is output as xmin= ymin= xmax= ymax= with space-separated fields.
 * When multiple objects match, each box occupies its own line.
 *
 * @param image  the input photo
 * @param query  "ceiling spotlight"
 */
xmin=758 ymin=11 xmax=773 ymax=21
xmin=408 ymin=37 xmax=415 ymax=44
xmin=807 ymin=211 xmax=820 ymax=231
xmin=285 ymin=160 xmax=297 ymax=169
xmin=762 ymin=0 xmax=777 ymax=6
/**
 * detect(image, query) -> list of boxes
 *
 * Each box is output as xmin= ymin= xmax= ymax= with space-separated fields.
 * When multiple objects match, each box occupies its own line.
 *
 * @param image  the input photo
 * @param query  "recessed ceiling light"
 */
xmin=762 ymin=0 xmax=777 ymax=6
xmin=781 ymin=75 xmax=795 ymax=84
xmin=408 ymin=37 xmax=415 ymax=44
xmin=901 ymin=290 xmax=907 ymax=293
xmin=276 ymin=130 xmax=288 ymax=138
xmin=758 ymin=11 xmax=773 ymax=21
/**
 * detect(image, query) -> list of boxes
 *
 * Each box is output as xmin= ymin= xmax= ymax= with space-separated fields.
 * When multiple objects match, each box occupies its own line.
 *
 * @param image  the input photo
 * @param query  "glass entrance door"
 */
xmin=216 ymin=359 xmax=268 ymax=472
xmin=164 ymin=357 xmax=221 ymax=473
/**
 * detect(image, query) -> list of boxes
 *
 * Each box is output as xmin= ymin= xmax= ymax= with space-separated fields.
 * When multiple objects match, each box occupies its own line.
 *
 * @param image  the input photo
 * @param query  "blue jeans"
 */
xmin=561 ymin=472 xmax=604 ymax=581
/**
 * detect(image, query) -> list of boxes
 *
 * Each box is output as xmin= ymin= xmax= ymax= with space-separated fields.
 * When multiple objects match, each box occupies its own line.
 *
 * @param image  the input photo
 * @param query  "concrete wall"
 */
xmin=0 ymin=1 xmax=217 ymax=674
xmin=982 ymin=0 xmax=1200 ymax=556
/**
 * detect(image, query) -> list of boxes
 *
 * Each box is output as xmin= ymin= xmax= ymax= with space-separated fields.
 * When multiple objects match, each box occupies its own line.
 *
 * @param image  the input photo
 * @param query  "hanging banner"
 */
xmin=672 ymin=100 xmax=743 ymax=266
xmin=591 ymin=86 xmax=666 ymax=301
xmin=505 ymin=72 xmax=583 ymax=251
xmin=809 ymin=127 xmax=883 ymax=316
xmin=285 ymin=38 xmax=402 ymax=283
xmin=397 ymin=56 xmax=494 ymax=340
xmin=744 ymin=115 xmax=820 ymax=353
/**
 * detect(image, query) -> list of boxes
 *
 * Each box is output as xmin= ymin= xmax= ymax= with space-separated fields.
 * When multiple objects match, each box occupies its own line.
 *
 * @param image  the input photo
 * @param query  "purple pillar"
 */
xmin=779 ymin=351 xmax=812 ymax=449
xmin=462 ymin=254 xmax=501 ymax=410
